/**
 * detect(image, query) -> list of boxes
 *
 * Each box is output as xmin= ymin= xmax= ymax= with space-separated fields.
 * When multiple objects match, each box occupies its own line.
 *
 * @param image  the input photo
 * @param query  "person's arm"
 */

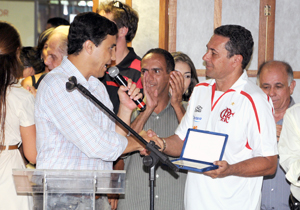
xmin=202 ymin=91 xmax=276 ymax=179
xmin=140 ymin=132 xmax=184 ymax=157
xmin=130 ymin=71 xmax=158 ymax=133
xmin=130 ymin=108 xmax=153 ymax=133
xmin=169 ymin=71 xmax=186 ymax=122
xmin=144 ymin=129 xmax=278 ymax=178
xmin=36 ymin=77 xmax=137 ymax=161
xmin=116 ymin=79 xmax=143 ymax=136
xmin=26 ymin=86 xmax=37 ymax=97
xmin=20 ymin=125 xmax=37 ymax=164
xmin=122 ymin=135 xmax=144 ymax=154
xmin=21 ymin=76 xmax=33 ymax=89
xmin=203 ymin=155 xmax=277 ymax=178
xmin=21 ymin=76 xmax=37 ymax=97
xmin=114 ymin=79 xmax=145 ymax=153
xmin=278 ymin=105 xmax=300 ymax=184
xmin=171 ymin=102 xmax=186 ymax=123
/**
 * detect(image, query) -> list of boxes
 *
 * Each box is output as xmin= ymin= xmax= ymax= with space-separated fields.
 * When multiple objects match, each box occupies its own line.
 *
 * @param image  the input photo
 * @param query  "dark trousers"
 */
xmin=289 ymin=193 xmax=300 ymax=210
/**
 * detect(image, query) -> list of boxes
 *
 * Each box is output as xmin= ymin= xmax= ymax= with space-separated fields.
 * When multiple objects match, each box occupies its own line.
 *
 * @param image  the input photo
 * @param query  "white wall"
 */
xmin=176 ymin=0 xmax=300 ymax=103
xmin=97 ymin=0 xmax=159 ymax=58
xmin=0 ymin=1 xmax=35 ymax=46
xmin=274 ymin=0 xmax=300 ymax=102
xmin=131 ymin=0 xmax=159 ymax=58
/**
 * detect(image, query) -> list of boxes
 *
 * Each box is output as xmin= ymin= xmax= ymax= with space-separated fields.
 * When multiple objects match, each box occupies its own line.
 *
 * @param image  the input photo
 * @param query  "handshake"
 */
xmin=138 ymin=129 xmax=164 ymax=156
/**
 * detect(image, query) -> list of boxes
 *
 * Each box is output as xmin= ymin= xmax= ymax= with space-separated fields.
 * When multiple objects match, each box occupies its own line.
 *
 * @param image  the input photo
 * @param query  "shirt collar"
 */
xmin=208 ymin=70 xmax=248 ymax=92
xmin=117 ymin=47 xmax=140 ymax=69
xmin=289 ymin=96 xmax=295 ymax=108
xmin=61 ymin=56 xmax=101 ymax=92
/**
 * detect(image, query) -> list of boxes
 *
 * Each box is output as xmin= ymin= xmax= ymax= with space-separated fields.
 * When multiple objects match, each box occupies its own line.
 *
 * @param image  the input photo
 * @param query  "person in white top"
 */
xmin=278 ymin=103 xmax=300 ymax=209
xmin=0 ymin=21 xmax=37 ymax=210
xmin=143 ymin=25 xmax=278 ymax=210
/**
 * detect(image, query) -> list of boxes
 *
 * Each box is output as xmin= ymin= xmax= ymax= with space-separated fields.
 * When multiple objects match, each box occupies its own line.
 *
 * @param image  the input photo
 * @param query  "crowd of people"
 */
xmin=0 ymin=1 xmax=299 ymax=210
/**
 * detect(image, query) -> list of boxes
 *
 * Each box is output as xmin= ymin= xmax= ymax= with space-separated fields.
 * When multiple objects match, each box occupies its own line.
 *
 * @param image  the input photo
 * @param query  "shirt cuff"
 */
xmin=286 ymin=160 xmax=300 ymax=187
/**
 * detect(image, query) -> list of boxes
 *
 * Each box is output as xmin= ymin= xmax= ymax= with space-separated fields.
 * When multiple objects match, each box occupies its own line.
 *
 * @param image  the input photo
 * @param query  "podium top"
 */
xmin=12 ymin=169 xmax=126 ymax=194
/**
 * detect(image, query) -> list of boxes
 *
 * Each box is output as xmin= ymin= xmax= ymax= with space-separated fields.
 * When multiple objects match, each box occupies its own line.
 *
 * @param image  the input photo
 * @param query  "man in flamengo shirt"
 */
xmin=143 ymin=25 xmax=278 ymax=210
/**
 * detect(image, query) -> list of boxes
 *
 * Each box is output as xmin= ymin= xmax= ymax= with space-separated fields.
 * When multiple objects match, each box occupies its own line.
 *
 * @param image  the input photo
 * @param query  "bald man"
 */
xmin=257 ymin=60 xmax=296 ymax=210
xmin=44 ymin=25 xmax=69 ymax=71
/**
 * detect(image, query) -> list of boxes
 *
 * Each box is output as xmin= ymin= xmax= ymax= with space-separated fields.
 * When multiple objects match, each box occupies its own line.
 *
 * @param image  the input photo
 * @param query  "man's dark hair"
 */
xmin=214 ymin=25 xmax=254 ymax=69
xmin=97 ymin=1 xmax=139 ymax=43
xmin=68 ymin=12 xmax=118 ymax=55
xmin=20 ymin=47 xmax=44 ymax=74
xmin=143 ymin=48 xmax=175 ymax=73
xmin=47 ymin=17 xmax=70 ymax=27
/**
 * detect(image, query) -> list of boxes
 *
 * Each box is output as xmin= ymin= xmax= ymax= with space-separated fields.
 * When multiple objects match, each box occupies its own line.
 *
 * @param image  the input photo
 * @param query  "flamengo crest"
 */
xmin=220 ymin=107 xmax=234 ymax=123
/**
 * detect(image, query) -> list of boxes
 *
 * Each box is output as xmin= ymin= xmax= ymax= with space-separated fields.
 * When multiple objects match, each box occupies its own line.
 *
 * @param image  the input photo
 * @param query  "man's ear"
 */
xmin=289 ymin=80 xmax=296 ymax=95
xmin=118 ymin=26 xmax=128 ymax=37
xmin=83 ymin=40 xmax=94 ymax=55
xmin=231 ymin=54 xmax=243 ymax=68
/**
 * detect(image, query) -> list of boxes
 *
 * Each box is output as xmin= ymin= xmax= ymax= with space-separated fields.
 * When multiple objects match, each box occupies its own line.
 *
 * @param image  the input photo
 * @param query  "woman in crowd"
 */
xmin=169 ymin=51 xmax=199 ymax=121
xmin=0 ymin=21 xmax=36 ymax=210
xmin=171 ymin=51 xmax=199 ymax=101
xmin=22 ymin=27 xmax=54 ymax=90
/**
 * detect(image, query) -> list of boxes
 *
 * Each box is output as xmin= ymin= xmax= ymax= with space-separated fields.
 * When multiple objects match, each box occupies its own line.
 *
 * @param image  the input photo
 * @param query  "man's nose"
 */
xmin=269 ymin=87 xmax=276 ymax=97
xmin=44 ymin=55 xmax=54 ymax=70
xmin=202 ymin=51 xmax=210 ymax=62
xmin=44 ymin=55 xmax=51 ymax=66
xmin=147 ymin=71 xmax=155 ymax=80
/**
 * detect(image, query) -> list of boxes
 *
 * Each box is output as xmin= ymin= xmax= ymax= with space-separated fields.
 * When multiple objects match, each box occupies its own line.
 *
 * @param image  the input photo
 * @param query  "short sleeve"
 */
xmin=18 ymin=91 xmax=35 ymax=127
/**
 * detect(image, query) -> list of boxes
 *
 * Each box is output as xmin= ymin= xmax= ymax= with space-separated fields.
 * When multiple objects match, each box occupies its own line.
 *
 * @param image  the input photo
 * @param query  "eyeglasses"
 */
xmin=112 ymin=1 xmax=129 ymax=21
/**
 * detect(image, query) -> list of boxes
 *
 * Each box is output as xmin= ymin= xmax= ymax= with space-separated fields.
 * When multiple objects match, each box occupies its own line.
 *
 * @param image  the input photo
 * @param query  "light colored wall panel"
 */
xmin=177 ymin=0 xmax=300 ymax=102
xmin=274 ymin=0 xmax=300 ymax=69
xmin=274 ymin=0 xmax=300 ymax=103
xmin=291 ymin=82 xmax=300 ymax=103
xmin=176 ymin=0 xmax=215 ymax=68
xmin=132 ymin=0 xmax=159 ymax=57
xmin=222 ymin=0 xmax=260 ymax=70
xmin=97 ymin=0 xmax=159 ymax=58
xmin=176 ymin=0 xmax=260 ymax=70
xmin=0 ymin=1 xmax=35 ymax=46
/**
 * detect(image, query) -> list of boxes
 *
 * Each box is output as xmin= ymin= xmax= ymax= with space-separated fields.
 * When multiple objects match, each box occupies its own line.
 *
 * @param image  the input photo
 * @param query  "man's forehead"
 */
xmin=262 ymin=63 xmax=287 ymax=76
xmin=207 ymin=35 xmax=229 ymax=47
xmin=102 ymin=34 xmax=116 ymax=45
xmin=142 ymin=53 xmax=166 ymax=66
xmin=48 ymin=36 xmax=60 ymax=50
xmin=260 ymin=65 xmax=289 ymax=84
xmin=53 ymin=25 xmax=69 ymax=36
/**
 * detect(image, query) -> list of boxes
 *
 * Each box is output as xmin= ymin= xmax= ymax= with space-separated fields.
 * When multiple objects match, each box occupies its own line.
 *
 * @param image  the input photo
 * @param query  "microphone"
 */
xmin=108 ymin=66 xmax=146 ymax=112
xmin=66 ymin=76 xmax=77 ymax=91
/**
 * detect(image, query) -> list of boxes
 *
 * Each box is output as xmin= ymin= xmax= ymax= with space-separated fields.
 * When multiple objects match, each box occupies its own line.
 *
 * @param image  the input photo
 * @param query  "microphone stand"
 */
xmin=66 ymin=76 xmax=178 ymax=210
